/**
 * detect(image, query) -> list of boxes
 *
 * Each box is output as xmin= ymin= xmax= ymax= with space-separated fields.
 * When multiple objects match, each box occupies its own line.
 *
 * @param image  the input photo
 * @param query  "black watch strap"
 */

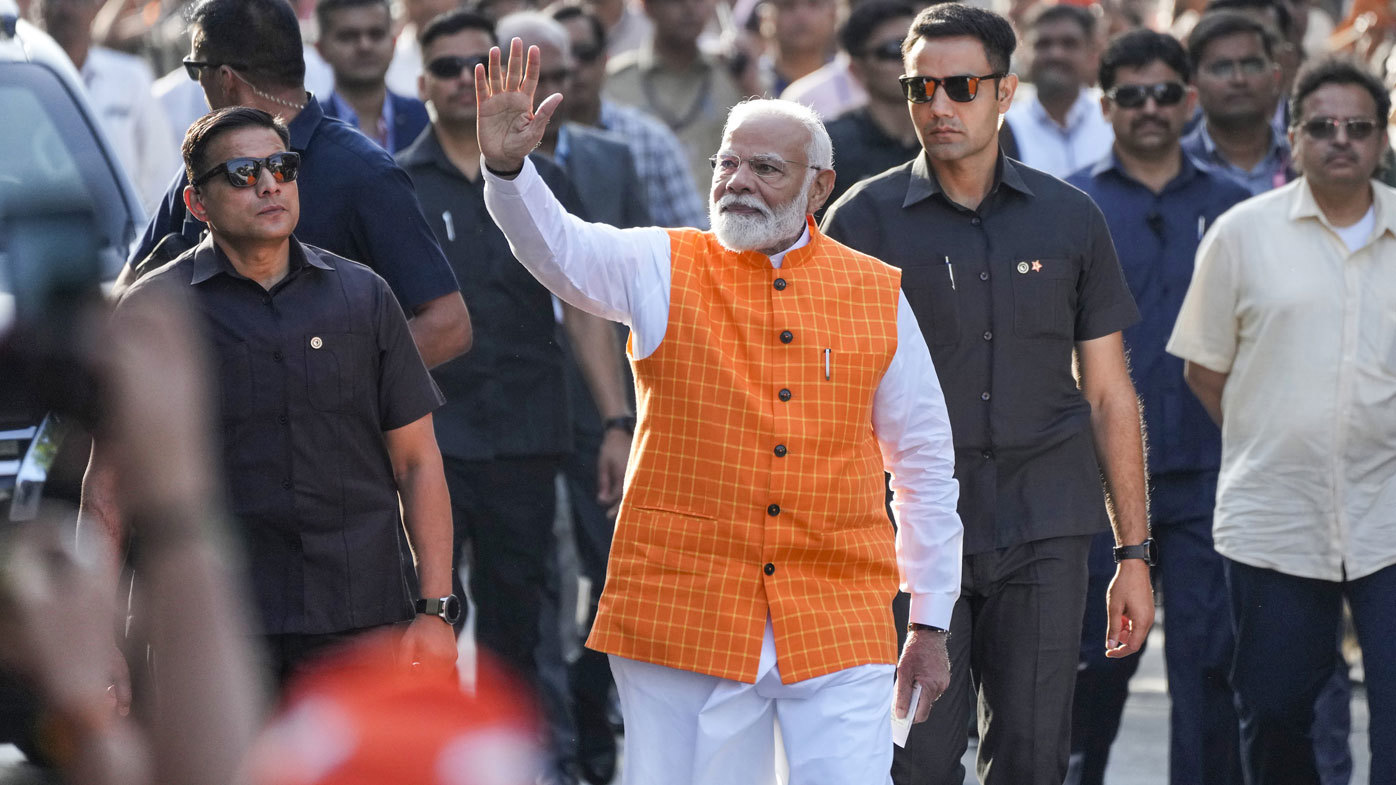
xmin=415 ymin=594 xmax=462 ymax=625
xmin=1113 ymin=538 xmax=1156 ymax=566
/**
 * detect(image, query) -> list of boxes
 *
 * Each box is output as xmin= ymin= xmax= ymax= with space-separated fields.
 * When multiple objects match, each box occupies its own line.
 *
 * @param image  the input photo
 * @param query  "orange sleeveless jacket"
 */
xmin=586 ymin=219 xmax=905 ymax=684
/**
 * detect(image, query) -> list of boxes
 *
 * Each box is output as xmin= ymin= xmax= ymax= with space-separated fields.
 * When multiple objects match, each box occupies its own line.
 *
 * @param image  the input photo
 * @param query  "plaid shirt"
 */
xmin=599 ymin=100 xmax=709 ymax=229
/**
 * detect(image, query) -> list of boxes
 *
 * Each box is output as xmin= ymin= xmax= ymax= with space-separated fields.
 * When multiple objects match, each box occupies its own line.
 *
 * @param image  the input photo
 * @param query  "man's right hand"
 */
xmin=475 ymin=38 xmax=564 ymax=175
xmin=894 ymin=627 xmax=951 ymax=723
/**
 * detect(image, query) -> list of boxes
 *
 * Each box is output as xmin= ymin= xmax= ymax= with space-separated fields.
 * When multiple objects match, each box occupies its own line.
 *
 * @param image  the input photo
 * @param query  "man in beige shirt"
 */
xmin=603 ymin=0 xmax=745 ymax=202
xmin=1167 ymin=57 xmax=1396 ymax=785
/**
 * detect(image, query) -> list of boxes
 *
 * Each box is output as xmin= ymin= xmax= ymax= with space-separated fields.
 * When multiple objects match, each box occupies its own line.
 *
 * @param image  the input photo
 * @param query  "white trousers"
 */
xmin=609 ymin=618 xmax=895 ymax=785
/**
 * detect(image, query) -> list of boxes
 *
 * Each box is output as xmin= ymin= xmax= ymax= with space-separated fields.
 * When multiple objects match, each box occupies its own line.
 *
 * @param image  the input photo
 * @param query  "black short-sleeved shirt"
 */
xmin=822 ymin=153 xmax=1140 ymax=554
xmin=116 ymin=236 xmax=445 ymax=635
xmin=130 ymin=97 xmax=460 ymax=314
xmin=396 ymin=128 xmax=586 ymax=461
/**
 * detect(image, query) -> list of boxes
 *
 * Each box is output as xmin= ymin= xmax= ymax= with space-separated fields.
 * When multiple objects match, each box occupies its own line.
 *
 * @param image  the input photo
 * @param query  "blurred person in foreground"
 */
xmin=1062 ymin=28 xmax=1250 ymax=785
xmin=822 ymin=5 xmax=1154 ymax=784
xmin=1003 ymin=3 xmax=1114 ymax=177
xmin=548 ymin=0 xmax=708 ymax=228
xmin=317 ymin=0 xmax=430 ymax=153
xmin=92 ymin=106 xmax=459 ymax=685
xmin=34 ymin=0 xmax=179 ymax=212
xmin=1167 ymin=57 xmax=1396 ymax=785
xmin=0 ymin=273 xmax=264 ymax=785
xmin=478 ymin=41 xmax=963 ymax=785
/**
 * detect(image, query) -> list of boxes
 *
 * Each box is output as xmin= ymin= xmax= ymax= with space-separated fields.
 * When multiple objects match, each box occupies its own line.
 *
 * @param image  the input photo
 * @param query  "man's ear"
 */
xmin=805 ymin=167 xmax=838 ymax=214
xmin=184 ymin=184 xmax=209 ymax=224
xmin=997 ymin=73 xmax=1018 ymax=114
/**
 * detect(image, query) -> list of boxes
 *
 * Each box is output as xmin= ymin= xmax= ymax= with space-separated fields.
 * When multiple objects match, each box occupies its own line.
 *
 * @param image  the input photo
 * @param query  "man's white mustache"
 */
xmin=716 ymin=194 xmax=772 ymax=218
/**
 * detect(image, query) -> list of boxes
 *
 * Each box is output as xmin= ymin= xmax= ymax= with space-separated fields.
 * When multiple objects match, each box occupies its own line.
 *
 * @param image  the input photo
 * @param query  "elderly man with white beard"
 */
xmin=474 ymin=40 xmax=963 ymax=785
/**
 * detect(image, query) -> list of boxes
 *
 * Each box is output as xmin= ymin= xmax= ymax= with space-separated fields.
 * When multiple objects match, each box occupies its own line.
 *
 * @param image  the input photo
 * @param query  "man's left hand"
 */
xmin=398 ymin=615 xmax=459 ymax=677
xmin=1104 ymin=560 xmax=1154 ymax=658
xmin=596 ymin=429 xmax=631 ymax=518
xmin=894 ymin=628 xmax=950 ymax=723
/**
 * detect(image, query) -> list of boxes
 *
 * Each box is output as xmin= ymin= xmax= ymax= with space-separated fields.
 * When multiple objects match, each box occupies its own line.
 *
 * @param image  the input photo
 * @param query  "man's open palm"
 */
xmin=476 ymin=38 xmax=563 ymax=172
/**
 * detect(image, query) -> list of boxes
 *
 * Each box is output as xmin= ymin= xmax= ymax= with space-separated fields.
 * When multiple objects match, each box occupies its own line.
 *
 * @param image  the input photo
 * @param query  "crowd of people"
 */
xmin=2 ymin=0 xmax=1393 ymax=783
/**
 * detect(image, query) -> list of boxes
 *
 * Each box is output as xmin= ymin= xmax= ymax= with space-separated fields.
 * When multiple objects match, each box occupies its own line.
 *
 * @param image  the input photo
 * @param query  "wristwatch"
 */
xmin=415 ymin=594 xmax=462 ymax=625
xmin=1112 ymin=538 xmax=1157 ymax=566
xmin=603 ymin=415 xmax=637 ymax=435
xmin=908 ymin=622 xmax=949 ymax=634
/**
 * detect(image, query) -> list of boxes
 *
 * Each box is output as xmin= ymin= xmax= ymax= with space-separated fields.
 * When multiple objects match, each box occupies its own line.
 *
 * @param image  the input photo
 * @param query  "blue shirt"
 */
xmin=1067 ymin=152 xmax=1249 ymax=495
xmin=130 ymin=96 xmax=458 ymax=314
xmin=1181 ymin=121 xmax=1292 ymax=196
xmin=322 ymin=89 xmax=431 ymax=154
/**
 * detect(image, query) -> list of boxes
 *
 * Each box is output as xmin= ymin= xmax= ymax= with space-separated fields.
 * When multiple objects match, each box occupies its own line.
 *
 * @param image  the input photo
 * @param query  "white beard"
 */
xmin=709 ymin=182 xmax=811 ymax=254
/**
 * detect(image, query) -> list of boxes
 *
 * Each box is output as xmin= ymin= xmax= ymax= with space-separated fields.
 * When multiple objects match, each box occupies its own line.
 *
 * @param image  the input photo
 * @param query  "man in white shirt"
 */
xmin=1003 ymin=4 xmax=1113 ymax=177
xmin=1167 ymin=58 xmax=1396 ymax=785
xmin=476 ymin=41 xmax=962 ymax=785
xmin=36 ymin=0 xmax=179 ymax=211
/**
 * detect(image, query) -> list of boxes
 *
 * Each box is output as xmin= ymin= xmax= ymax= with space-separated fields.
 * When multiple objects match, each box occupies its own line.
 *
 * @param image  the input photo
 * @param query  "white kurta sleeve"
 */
xmin=872 ymin=290 xmax=963 ymax=629
xmin=483 ymin=156 xmax=673 ymax=358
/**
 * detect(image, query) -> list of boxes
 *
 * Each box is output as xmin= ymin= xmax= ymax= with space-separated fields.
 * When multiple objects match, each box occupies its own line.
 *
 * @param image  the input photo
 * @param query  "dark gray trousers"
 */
xmin=893 ymin=534 xmax=1093 ymax=785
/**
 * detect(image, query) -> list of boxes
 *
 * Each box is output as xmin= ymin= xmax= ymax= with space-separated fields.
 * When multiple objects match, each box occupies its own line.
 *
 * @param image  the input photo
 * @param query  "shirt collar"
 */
xmin=555 ymin=124 xmax=572 ymax=166
xmin=397 ymin=125 xmax=467 ymax=180
xmin=1289 ymin=177 xmax=1396 ymax=240
xmin=1030 ymin=86 xmax=1095 ymax=131
xmin=904 ymin=149 xmax=1034 ymax=208
xmin=189 ymin=234 xmax=329 ymax=285
xmin=1194 ymin=120 xmax=1289 ymax=165
xmin=288 ymin=94 xmax=325 ymax=152
xmin=1089 ymin=148 xmax=1202 ymax=190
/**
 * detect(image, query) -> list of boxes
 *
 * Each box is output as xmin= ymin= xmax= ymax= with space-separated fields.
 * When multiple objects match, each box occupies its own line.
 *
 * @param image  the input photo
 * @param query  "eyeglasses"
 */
xmin=1297 ymin=116 xmax=1381 ymax=141
xmin=183 ymin=56 xmax=249 ymax=81
xmin=425 ymin=54 xmax=490 ymax=79
xmin=709 ymin=152 xmax=821 ymax=181
xmin=898 ymin=73 xmax=1004 ymax=104
xmin=1202 ymin=57 xmax=1269 ymax=80
xmin=1106 ymin=82 xmax=1186 ymax=109
xmin=192 ymin=152 xmax=301 ymax=188
xmin=573 ymin=44 xmax=604 ymax=64
xmin=864 ymin=39 xmax=904 ymax=62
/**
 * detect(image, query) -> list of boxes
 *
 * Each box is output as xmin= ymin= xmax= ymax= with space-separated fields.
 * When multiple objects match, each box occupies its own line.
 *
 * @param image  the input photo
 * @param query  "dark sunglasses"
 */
xmin=899 ymin=73 xmax=1004 ymax=104
xmin=1298 ymin=116 xmax=1380 ymax=141
xmin=425 ymin=54 xmax=490 ymax=79
xmin=573 ymin=44 xmax=604 ymax=64
xmin=192 ymin=152 xmax=301 ymax=188
xmin=182 ymin=56 xmax=249 ymax=81
xmin=1107 ymin=82 xmax=1186 ymax=109
xmin=865 ymin=39 xmax=904 ymax=62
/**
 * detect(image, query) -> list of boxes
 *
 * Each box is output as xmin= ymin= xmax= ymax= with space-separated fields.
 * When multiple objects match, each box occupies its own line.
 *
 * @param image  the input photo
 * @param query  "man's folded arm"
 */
xmin=872 ymin=291 xmax=963 ymax=630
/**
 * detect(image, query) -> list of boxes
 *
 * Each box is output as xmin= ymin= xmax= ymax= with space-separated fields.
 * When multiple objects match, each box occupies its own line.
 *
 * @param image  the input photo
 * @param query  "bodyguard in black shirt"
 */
xmin=96 ymin=107 xmax=459 ymax=684
xmin=822 ymin=6 xmax=1153 ymax=784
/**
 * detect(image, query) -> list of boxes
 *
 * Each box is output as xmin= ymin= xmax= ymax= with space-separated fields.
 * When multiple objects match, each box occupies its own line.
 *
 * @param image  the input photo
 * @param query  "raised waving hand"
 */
xmin=476 ymin=38 xmax=564 ymax=175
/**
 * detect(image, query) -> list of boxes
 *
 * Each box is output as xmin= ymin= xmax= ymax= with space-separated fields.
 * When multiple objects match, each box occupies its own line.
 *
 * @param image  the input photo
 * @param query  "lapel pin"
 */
xmin=1031 ymin=260 xmax=1043 ymax=272
xmin=1016 ymin=261 xmax=1030 ymax=274
xmin=311 ymin=336 xmax=323 ymax=349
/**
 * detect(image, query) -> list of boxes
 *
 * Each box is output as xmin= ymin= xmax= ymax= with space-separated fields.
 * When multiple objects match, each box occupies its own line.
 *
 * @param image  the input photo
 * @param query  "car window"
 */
xmin=0 ymin=63 xmax=139 ymax=283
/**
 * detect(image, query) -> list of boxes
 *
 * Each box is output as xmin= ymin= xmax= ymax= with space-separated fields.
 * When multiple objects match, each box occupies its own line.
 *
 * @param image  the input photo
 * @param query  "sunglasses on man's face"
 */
xmin=899 ymin=73 xmax=1004 ymax=104
xmin=1107 ymin=82 xmax=1186 ymax=109
xmin=425 ymin=54 xmax=490 ymax=80
xmin=182 ymin=56 xmax=249 ymax=81
xmin=865 ymin=39 xmax=905 ymax=62
xmin=193 ymin=152 xmax=301 ymax=188
xmin=1298 ymin=116 xmax=1381 ymax=141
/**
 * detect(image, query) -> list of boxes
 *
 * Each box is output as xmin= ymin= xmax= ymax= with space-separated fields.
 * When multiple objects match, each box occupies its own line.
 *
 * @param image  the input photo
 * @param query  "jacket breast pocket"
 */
xmin=900 ymin=264 xmax=961 ymax=347
xmin=1010 ymin=257 xmax=1076 ymax=340
xmin=305 ymin=332 xmax=364 ymax=412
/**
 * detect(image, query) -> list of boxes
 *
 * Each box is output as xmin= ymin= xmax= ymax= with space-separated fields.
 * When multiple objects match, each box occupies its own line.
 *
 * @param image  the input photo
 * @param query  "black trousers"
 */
xmin=262 ymin=623 xmax=400 ymax=688
xmin=894 ymin=534 xmax=1093 ymax=785
xmin=443 ymin=455 xmax=559 ymax=685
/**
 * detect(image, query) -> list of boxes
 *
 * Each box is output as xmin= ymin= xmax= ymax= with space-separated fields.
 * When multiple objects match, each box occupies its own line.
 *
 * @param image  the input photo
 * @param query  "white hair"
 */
xmin=720 ymin=98 xmax=834 ymax=170
xmin=496 ymin=11 xmax=572 ymax=61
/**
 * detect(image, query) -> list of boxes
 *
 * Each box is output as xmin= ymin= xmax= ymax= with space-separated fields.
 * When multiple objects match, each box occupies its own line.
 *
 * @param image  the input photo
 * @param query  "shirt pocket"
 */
xmin=1010 ymin=256 xmax=1076 ymax=340
xmin=900 ymin=264 xmax=961 ymax=347
xmin=214 ymin=342 xmax=253 ymax=422
xmin=305 ymin=332 xmax=364 ymax=412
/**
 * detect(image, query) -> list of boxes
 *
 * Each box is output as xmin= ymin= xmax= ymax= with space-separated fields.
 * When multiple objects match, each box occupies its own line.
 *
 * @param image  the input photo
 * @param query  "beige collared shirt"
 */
xmin=604 ymin=43 xmax=745 ymax=203
xmin=1167 ymin=178 xmax=1396 ymax=581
